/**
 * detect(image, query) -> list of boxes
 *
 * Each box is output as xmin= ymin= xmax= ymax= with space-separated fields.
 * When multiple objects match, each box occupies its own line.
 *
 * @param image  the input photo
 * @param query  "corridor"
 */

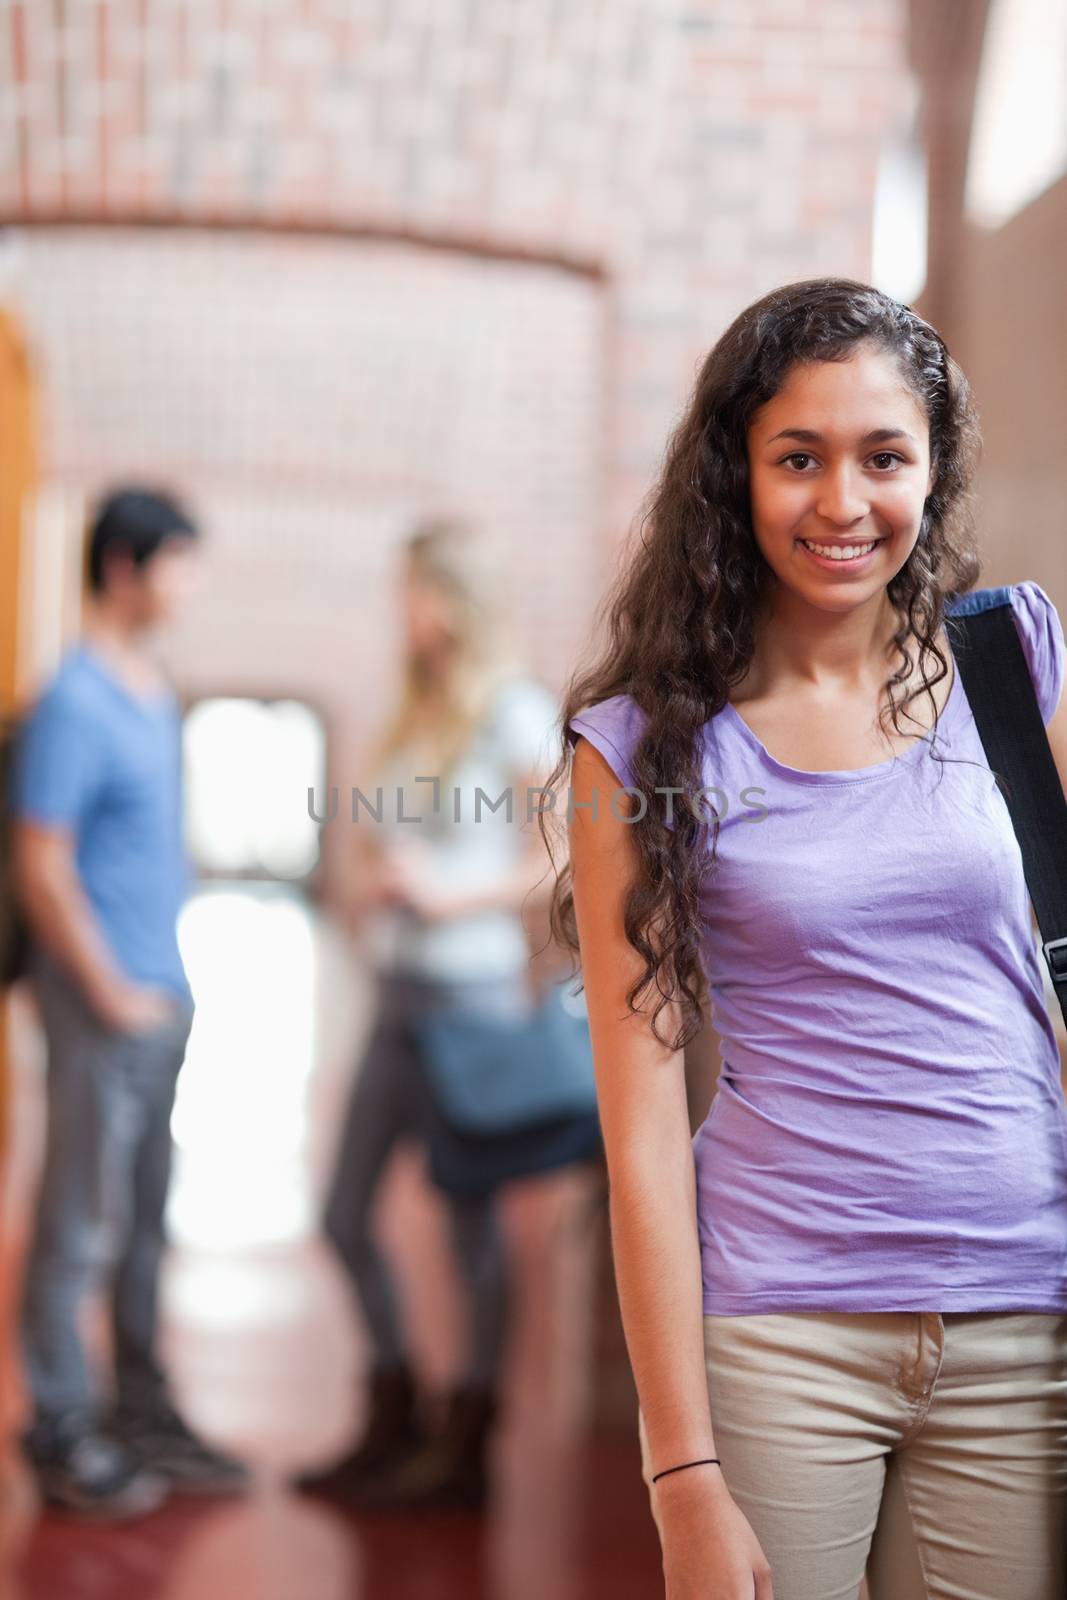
xmin=0 ymin=886 xmax=660 ymax=1600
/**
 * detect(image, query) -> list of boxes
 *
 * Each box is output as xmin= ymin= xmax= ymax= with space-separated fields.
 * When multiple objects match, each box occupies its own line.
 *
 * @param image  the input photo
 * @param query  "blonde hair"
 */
xmin=365 ymin=516 xmax=520 ymax=787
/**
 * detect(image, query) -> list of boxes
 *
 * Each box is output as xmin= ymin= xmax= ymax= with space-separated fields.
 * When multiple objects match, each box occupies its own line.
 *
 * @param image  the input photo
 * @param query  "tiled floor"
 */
xmin=0 ymin=887 xmax=662 ymax=1599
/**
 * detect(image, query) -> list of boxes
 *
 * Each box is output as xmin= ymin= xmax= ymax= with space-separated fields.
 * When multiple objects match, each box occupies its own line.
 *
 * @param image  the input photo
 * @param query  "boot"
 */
xmin=295 ymin=1362 xmax=427 ymax=1496
xmin=344 ymin=1380 xmax=500 ymax=1511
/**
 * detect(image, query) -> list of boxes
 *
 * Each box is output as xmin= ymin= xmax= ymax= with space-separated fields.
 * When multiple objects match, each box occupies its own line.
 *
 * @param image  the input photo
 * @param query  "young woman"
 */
xmin=299 ymin=517 xmax=559 ymax=1510
xmin=545 ymin=279 xmax=1067 ymax=1598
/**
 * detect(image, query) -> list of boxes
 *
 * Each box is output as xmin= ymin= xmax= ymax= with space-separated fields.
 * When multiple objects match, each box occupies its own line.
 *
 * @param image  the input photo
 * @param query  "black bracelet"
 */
xmin=651 ymin=1457 xmax=721 ymax=1484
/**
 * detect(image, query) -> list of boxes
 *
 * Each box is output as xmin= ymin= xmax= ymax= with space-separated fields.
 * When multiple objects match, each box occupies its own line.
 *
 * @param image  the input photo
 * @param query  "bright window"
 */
xmin=183 ymin=697 xmax=326 ymax=880
xmin=966 ymin=0 xmax=1067 ymax=227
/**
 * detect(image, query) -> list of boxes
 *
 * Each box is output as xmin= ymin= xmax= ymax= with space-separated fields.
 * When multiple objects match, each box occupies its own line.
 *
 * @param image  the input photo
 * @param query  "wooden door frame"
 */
xmin=0 ymin=307 xmax=37 ymax=1156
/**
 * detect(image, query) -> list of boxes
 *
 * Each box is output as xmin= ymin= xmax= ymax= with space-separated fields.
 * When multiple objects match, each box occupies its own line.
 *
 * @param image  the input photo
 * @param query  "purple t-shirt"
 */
xmin=568 ymin=581 xmax=1067 ymax=1314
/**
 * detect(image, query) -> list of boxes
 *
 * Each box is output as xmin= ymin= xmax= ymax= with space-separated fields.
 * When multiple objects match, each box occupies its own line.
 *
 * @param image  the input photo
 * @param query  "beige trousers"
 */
xmin=637 ymin=1311 xmax=1067 ymax=1600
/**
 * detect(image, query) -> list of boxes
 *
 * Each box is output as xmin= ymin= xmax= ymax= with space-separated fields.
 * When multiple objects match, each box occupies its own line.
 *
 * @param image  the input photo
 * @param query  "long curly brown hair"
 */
xmin=538 ymin=276 xmax=983 ymax=1051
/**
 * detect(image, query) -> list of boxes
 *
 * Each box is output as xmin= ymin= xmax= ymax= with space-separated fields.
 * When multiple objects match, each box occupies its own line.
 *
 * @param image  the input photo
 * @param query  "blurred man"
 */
xmin=12 ymin=488 xmax=250 ymax=1518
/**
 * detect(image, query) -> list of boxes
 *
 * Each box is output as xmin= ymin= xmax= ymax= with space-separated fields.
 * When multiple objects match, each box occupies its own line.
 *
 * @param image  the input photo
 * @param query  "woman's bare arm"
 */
xmin=569 ymin=736 xmax=775 ymax=1597
xmin=567 ymin=736 xmax=720 ymax=1479
xmin=566 ymin=732 xmax=716 ymax=1465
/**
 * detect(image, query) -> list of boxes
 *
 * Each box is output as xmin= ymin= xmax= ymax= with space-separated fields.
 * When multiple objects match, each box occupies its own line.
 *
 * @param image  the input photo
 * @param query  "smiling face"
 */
xmin=745 ymin=341 xmax=937 ymax=613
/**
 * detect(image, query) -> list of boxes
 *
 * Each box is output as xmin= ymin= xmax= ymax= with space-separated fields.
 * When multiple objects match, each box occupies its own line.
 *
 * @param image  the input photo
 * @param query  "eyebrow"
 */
xmin=764 ymin=427 xmax=918 ymax=447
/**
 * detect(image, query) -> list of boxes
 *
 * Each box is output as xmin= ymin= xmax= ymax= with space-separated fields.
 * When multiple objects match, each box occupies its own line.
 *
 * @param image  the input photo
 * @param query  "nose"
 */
xmin=815 ymin=464 xmax=869 ymax=529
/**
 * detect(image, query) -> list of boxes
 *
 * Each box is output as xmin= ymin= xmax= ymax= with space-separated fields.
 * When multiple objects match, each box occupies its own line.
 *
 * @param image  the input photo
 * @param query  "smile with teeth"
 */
xmin=799 ymin=538 xmax=883 ymax=561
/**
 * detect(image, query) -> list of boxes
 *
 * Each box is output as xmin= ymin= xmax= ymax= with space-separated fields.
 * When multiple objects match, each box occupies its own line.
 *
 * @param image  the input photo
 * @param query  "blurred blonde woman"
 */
xmin=298 ymin=518 xmax=559 ymax=1511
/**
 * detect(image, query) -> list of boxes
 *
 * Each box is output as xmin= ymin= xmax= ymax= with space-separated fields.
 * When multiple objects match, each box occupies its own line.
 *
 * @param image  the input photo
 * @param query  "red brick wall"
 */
xmin=1 ymin=0 xmax=912 ymax=901
xmin=3 ymin=0 xmax=918 ymax=1428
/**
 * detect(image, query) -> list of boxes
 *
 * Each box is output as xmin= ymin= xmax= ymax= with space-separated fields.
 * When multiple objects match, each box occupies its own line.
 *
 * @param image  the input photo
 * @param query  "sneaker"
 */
xmin=26 ymin=1421 xmax=170 ymax=1521
xmin=110 ymin=1400 xmax=251 ymax=1496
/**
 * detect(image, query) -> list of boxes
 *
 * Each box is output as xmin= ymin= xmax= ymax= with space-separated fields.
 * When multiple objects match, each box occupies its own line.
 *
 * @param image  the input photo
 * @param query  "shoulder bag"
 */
xmin=412 ymin=974 xmax=603 ymax=1196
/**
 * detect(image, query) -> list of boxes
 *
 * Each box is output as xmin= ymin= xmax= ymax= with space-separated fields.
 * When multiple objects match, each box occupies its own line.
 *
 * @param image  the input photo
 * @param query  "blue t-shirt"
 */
xmin=14 ymin=644 xmax=192 ymax=1001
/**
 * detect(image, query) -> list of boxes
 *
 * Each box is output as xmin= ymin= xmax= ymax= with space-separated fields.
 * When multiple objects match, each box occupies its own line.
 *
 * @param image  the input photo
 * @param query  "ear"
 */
xmin=99 ymin=542 xmax=137 ymax=593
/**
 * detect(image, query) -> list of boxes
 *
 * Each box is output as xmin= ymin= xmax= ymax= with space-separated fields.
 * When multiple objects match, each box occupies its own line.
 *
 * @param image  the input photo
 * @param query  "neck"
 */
xmin=83 ymin=597 xmax=149 ymax=658
xmin=753 ymin=586 xmax=905 ymax=695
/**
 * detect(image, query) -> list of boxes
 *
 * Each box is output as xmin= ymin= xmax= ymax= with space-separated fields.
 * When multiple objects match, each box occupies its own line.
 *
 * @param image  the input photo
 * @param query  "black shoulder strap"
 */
xmin=945 ymin=588 xmax=1067 ymax=1027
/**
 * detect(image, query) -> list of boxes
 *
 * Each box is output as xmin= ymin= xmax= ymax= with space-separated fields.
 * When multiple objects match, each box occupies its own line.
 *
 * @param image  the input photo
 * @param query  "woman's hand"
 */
xmin=655 ymin=1471 xmax=774 ymax=1599
xmin=368 ymin=841 xmax=467 ymax=925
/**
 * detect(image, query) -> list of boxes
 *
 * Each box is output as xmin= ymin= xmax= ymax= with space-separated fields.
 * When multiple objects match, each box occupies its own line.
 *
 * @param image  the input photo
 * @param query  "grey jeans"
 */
xmin=20 ymin=953 xmax=195 ymax=1432
xmin=323 ymin=967 xmax=532 ymax=1389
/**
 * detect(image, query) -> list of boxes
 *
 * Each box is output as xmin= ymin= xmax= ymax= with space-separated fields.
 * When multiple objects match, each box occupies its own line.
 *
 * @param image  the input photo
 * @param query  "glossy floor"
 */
xmin=1 ymin=887 xmax=661 ymax=1599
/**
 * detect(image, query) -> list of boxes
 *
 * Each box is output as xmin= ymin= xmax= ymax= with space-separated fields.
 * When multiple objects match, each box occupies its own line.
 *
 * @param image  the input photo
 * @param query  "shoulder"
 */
xmin=946 ymin=581 xmax=1065 ymax=725
xmin=1010 ymin=581 xmax=1065 ymax=724
xmin=23 ymin=650 xmax=101 ymax=727
xmin=13 ymin=653 xmax=110 ymax=818
xmin=1006 ymin=578 xmax=1063 ymax=639
xmin=567 ymin=693 xmax=649 ymax=792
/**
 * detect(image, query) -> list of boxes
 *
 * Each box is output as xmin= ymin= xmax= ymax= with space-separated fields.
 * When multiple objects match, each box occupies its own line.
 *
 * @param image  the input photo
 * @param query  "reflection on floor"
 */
xmin=1 ymin=885 xmax=660 ymax=1599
